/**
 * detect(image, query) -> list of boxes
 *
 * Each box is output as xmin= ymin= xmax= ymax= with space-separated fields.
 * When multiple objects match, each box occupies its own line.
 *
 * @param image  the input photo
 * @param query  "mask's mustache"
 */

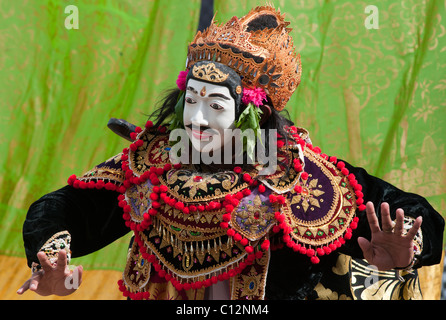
xmin=185 ymin=124 xmax=219 ymax=135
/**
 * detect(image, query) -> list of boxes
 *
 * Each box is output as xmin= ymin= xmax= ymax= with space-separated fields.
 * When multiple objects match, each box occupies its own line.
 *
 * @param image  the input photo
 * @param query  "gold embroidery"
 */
xmin=291 ymin=177 xmax=325 ymax=212
xmin=230 ymin=247 xmax=270 ymax=300
xmin=236 ymin=195 xmax=275 ymax=234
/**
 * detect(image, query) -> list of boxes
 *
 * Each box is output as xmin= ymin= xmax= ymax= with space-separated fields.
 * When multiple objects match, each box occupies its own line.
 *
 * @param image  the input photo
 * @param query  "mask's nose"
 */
xmin=189 ymin=103 xmax=209 ymax=128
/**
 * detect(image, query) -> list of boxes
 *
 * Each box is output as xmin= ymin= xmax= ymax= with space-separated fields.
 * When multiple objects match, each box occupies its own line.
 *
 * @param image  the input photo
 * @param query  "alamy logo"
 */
xmin=64 ymin=5 xmax=79 ymax=30
xmin=169 ymin=128 xmax=278 ymax=176
xmin=364 ymin=5 xmax=379 ymax=29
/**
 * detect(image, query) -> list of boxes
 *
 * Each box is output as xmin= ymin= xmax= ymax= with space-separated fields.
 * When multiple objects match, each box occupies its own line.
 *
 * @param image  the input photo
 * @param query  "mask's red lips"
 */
xmin=191 ymin=128 xmax=212 ymax=140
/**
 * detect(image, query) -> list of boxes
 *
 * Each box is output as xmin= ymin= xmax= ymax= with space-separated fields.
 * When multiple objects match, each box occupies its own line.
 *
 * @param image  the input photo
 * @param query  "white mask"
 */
xmin=183 ymin=79 xmax=236 ymax=154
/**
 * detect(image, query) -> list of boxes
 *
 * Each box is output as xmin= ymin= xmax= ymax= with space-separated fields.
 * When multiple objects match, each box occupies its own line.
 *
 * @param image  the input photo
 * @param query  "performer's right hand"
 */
xmin=17 ymin=249 xmax=83 ymax=296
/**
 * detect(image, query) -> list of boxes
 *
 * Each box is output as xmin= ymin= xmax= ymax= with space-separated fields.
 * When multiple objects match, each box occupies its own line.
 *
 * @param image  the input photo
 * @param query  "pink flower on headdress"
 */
xmin=242 ymin=87 xmax=267 ymax=107
xmin=176 ymin=70 xmax=188 ymax=91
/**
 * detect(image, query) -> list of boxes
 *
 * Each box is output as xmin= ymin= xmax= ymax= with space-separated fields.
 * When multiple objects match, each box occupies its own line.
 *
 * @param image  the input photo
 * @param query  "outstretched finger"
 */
xmin=55 ymin=249 xmax=68 ymax=272
xmin=365 ymin=201 xmax=381 ymax=234
xmin=406 ymin=216 xmax=422 ymax=240
xmin=37 ymin=251 xmax=53 ymax=272
xmin=29 ymin=271 xmax=42 ymax=292
xmin=17 ymin=278 xmax=31 ymax=295
xmin=380 ymin=202 xmax=394 ymax=232
xmin=393 ymin=208 xmax=405 ymax=236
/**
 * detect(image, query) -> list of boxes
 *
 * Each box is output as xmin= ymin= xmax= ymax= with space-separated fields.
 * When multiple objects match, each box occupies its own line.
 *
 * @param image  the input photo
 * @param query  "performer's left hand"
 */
xmin=357 ymin=201 xmax=422 ymax=271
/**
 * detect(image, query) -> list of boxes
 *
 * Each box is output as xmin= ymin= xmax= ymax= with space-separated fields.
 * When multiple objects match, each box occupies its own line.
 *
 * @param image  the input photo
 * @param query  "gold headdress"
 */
xmin=186 ymin=5 xmax=302 ymax=111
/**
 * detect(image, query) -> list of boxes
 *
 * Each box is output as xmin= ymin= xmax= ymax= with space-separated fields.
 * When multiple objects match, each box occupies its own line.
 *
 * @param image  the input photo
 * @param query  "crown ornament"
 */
xmin=186 ymin=5 xmax=302 ymax=111
xmin=192 ymin=62 xmax=230 ymax=83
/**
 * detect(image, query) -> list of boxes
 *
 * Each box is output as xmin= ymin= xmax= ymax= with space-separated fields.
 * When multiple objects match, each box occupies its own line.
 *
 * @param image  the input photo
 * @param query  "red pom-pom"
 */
xmin=274 ymin=212 xmax=285 ymax=223
xmin=245 ymin=246 xmax=254 ymax=253
xmin=301 ymin=172 xmax=309 ymax=180
xmin=294 ymin=185 xmax=302 ymax=193
xmin=276 ymin=195 xmax=285 ymax=204
xmin=149 ymin=193 xmax=159 ymax=201
xmin=67 ymin=175 xmax=77 ymax=186
xmin=129 ymin=143 xmax=137 ymax=152
xmin=336 ymin=161 xmax=345 ymax=169
xmin=258 ymin=184 xmax=266 ymax=193
xmin=174 ymin=201 xmax=184 ymax=210
xmin=306 ymin=248 xmax=315 ymax=257
xmin=260 ymin=239 xmax=270 ymax=251
xmin=311 ymin=256 xmax=320 ymax=264
xmin=234 ymin=166 xmax=242 ymax=174
xmin=234 ymin=233 xmax=242 ymax=242
xmin=316 ymin=247 xmax=325 ymax=256
xmin=145 ymin=120 xmax=153 ymax=128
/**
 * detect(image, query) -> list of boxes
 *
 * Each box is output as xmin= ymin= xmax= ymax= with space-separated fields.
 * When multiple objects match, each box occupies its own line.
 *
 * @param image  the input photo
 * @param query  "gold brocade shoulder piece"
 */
xmin=259 ymin=145 xmax=303 ymax=194
xmin=280 ymin=147 xmax=360 ymax=253
xmin=129 ymin=130 xmax=172 ymax=173
xmin=68 ymin=153 xmax=125 ymax=189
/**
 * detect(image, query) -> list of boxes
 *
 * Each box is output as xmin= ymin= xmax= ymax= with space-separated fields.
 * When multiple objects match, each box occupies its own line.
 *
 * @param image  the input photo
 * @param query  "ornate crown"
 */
xmin=186 ymin=5 xmax=302 ymax=111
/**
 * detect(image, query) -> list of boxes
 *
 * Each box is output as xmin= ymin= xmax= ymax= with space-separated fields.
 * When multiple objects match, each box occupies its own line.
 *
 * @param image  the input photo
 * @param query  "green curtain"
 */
xmin=1 ymin=0 xmax=444 ymax=274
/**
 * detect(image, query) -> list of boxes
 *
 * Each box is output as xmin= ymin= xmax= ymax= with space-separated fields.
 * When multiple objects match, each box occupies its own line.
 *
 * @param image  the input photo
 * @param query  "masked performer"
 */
xmin=18 ymin=6 xmax=444 ymax=300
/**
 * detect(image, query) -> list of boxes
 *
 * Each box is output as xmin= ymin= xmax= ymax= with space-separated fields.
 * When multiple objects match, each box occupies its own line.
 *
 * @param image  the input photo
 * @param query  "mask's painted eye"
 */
xmin=185 ymin=97 xmax=196 ymax=104
xmin=210 ymin=103 xmax=223 ymax=110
